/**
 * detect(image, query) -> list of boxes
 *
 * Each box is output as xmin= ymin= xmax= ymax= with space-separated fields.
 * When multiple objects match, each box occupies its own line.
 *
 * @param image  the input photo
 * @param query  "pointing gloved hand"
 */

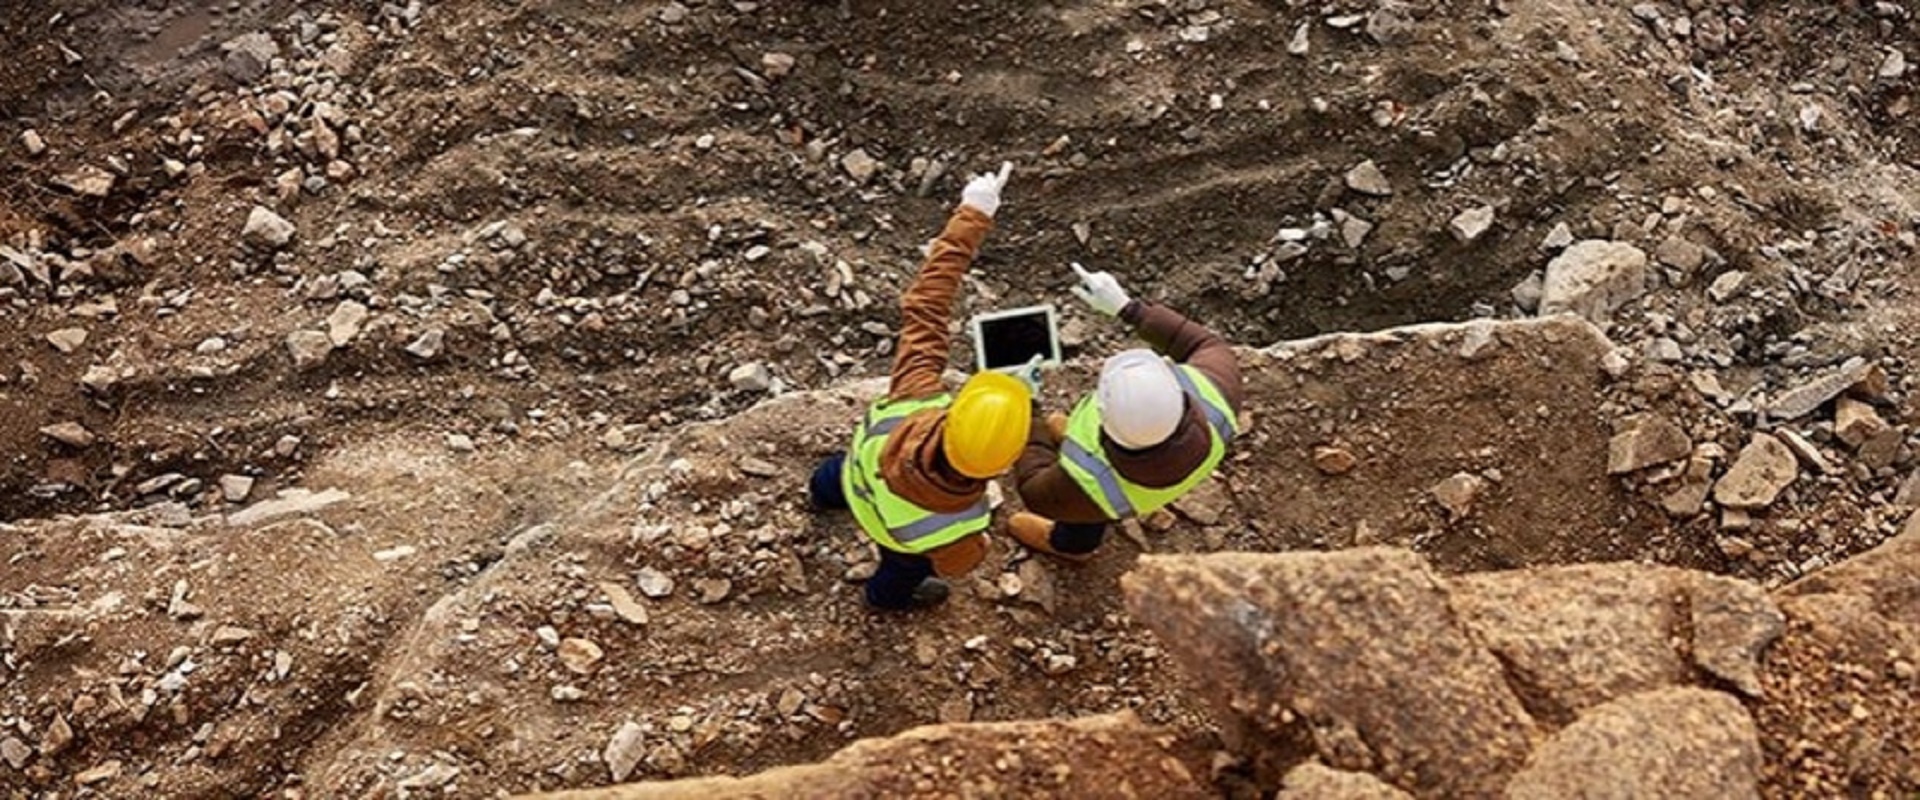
xmin=1069 ymin=262 xmax=1132 ymax=317
xmin=1014 ymin=354 xmax=1045 ymax=394
xmin=960 ymin=162 xmax=1014 ymax=218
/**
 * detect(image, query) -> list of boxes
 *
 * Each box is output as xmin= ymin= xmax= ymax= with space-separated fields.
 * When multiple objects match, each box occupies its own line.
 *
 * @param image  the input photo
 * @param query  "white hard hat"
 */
xmin=1097 ymin=349 xmax=1184 ymax=450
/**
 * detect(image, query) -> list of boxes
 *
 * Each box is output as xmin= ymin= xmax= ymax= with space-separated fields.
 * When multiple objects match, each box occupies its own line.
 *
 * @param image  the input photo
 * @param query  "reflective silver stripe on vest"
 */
xmin=1172 ymin=369 xmax=1236 ymax=442
xmin=864 ymin=413 xmax=905 ymax=438
xmin=1062 ymin=439 xmax=1136 ymax=519
xmin=847 ymin=459 xmax=988 ymax=544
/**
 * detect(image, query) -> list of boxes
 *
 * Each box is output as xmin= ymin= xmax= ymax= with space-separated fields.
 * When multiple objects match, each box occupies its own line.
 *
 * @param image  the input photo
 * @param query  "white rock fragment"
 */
xmin=1449 ymin=205 xmax=1496 ymax=244
xmin=243 ymin=206 xmax=296 ymax=250
xmin=1539 ymin=240 xmax=1648 ymax=324
xmin=327 ymin=301 xmax=369 ymax=347
xmin=729 ymin=362 xmax=772 ymax=392
xmin=1344 ymin=160 xmax=1393 ymax=196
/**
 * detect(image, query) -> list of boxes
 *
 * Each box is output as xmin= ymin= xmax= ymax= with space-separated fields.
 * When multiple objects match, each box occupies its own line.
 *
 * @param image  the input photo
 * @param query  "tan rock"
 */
xmin=1834 ymin=397 xmax=1889 ymax=448
xmin=1606 ymin=414 xmax=1692 ymax=474
xmin=1505 ymin=688 xmax=1760 ymax=799
xmin=1276 ymin=762 xmax=1413 ymax=799
xmin=1540 ymin=240 xmax=1648 ymax=324
xmin=38 ymin=421 xmax=96 ymax=448
xmin=1313 ymin=446 xmax=1358 ymax=476
xmin=1432 ymin=472 xmax=1488 ymax=519
xmin=559 ymin=638 xmax=605 ymax=674
xmin=1713 ymin=433 xmax=1798 ymax=510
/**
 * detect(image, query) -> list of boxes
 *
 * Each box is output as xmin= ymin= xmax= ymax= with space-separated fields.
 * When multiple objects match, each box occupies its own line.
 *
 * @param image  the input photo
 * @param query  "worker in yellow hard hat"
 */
xmin=809 ymin=162 xmax=1033 ymax=610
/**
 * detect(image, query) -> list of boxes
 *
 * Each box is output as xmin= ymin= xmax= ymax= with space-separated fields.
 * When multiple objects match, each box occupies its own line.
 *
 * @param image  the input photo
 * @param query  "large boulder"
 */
xmin=1452 ymin=564 xmax=1781 ymax=713
xmin=520 ymin=712 xmax=1207 ymax=800
xmin=1505 ymin=688 xmax=1761 ymax=799
xmin=1122 ymin=550 xmax=1541 ymax=797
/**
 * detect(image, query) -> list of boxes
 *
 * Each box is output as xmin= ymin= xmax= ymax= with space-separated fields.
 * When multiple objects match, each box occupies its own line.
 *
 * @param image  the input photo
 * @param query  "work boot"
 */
xmin=909 ymin=577 xmax=951 ymax=608
xmin=1008 ymin=512 xmax=1092 ymax=563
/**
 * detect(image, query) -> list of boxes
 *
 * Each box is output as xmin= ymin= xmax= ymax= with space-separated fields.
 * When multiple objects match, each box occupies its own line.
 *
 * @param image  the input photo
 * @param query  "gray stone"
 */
xmin=1339 ymin=213 xmax=1374 ymax=248
xmin=1344 ymin=160 xmax=1393 ymax=196
xmin=1713 ymin=433 xmax=1798 ymax=510
xmin=761 ymin=52 xmax=796 ymax=78
xmin=1287 ymin=21 xmax=1312 ymax=56
xmin=221 ymin=32 xmax=280 ymax=83
xmin=605 ymin=721 xmax=647 ymax=783
xmin=1170 ymin=479 xmax=1230 ymax=526
xmin=38 ymin=422 xmax=96 ymax=448
xmin=287 ymin=330 xmax=332 ymax=370
xmin=327 ymin=300 xmax=369 ymax=347
xmin=46 ymin=327 xmax=88 ymax=353
xmin=1505 ymin=688 xmax=1761 ymax=800
xmin=636 ymin=567 xmax=675 ymax=599
xmin=1432 ymin=472 xmax=1487 ymax=519
xmin=219 ymin=474 xmax=255 ymax=503
xmin=226 ymin=488 xmax=351 ymax=528
xmin=405 ymin=328 xmax=446 ymax=360
xmin=243 ymin=206 xmax=296 ymax=250
xmin=729 ymin=362 xmax=772 ymax=392
xmin=1540 ymin=240 xmax=1648 ymax=324
xmin=1276 ymin=762 xmax=1411 ymax=799
xmin=1707 ymin=270 xmax=1748 ymax=302
xmin=1510 ymin=271 xmax=1544 ymax=312
xmin=1767 ymin=357 xmax=1873 ymax=421
xmin=1687 ymin=577 xmax=1785 ymax=698
xmin=1881 ymin=49 xmax=1908 ymax=79
xmin=1654 ymin=235 xmax=1709 ymax=273
xmin=0 ymin=736 xmax=28 ymax=770
xmin=1540 ymin=222 xmax=1575 ymax=251
xmin=1448 ymin=205 xmax=1495 ymax=244
xmin=1606 ymin=414 xmax=1692 ymax=475
xmin=841 ymin=149 xmax=880 ymax=183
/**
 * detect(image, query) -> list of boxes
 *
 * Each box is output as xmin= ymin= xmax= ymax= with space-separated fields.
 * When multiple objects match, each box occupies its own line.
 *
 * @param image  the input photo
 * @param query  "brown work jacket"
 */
xmin=1014 ymin=300 xmax=1246 ymax=524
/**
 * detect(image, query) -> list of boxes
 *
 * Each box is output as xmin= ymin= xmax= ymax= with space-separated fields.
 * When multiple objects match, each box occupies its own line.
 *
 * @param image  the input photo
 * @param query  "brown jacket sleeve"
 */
xmin=889 ymin=205 xmax=994 ymax=401
xmin=1121 ymin=300 xmax=1245 ymax=412
xmin=1014 ymin=401 xmax=1114 ymax=524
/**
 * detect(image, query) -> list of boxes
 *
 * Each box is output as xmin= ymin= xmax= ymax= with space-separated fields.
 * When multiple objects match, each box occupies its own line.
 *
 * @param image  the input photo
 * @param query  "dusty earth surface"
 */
xmin=5 ymin=0 xmax=1920 ymax=797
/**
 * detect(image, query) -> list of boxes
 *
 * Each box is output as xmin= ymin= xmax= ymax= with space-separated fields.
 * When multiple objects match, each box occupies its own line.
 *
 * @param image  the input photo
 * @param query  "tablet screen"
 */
xmin=977 ymin=308 xmax=1057 ymax=371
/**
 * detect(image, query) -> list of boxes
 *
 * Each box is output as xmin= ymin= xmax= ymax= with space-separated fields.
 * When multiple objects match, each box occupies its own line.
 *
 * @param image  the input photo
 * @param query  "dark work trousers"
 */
xmin=1049 ymin=520 xmax=1109 ymax=555
xmin=809 ymin=452 xmax=939 ymax=610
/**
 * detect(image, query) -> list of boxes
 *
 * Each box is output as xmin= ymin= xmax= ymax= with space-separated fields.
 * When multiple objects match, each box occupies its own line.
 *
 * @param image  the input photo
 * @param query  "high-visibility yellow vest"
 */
xmin=841 ymin=394 xmax=992 ymax=553
xmin=1058 ymin=364 xmax=1236 ymax=519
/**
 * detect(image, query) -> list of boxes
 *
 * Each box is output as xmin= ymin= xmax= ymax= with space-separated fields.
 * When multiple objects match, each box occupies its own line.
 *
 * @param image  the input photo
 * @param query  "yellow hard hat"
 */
xmin=943 ymin=371 xmax=1033 ymax=479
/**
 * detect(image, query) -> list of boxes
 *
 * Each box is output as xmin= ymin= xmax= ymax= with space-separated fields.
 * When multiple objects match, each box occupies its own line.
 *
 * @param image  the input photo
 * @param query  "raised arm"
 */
xmin=1121 ymin=300 xmax=1244 ymax=413
xmin=887 ymin=163 xmax=1012 ymax=401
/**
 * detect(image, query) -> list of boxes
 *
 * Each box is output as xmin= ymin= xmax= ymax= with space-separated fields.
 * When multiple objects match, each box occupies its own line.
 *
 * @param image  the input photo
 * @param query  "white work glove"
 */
xmin=1070 ymin=262 xmax=1132 ymax=317
xmin=1014 ymin=354 xmax=1045 ymax=394
xmin=960 ymin=162 xmax=1014 ymax=218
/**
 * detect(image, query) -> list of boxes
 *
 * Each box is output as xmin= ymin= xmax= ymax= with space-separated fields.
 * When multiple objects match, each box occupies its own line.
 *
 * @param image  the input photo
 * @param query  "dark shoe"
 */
xmin=908 ymin=577 xmax=951 ymax=608
xmin=1008 ymin=512 xmax=1093 ymax=563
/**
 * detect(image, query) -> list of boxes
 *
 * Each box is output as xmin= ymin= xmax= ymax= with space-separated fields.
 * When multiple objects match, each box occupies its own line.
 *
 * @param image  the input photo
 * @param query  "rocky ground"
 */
xmin=5 ymin=0 xmax=1920 ymax=797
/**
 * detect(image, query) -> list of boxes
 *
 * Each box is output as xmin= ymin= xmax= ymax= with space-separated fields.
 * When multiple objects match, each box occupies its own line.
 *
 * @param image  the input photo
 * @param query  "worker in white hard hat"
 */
xmin=1008 ymin=263 xmax=1244 ymax=560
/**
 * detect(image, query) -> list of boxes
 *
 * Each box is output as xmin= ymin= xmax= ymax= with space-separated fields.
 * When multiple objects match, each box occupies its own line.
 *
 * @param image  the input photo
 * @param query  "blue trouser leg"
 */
xmin=1050 ymin=520 xmax=1108 ymax=555
xmin=865 ymin=548 xmax=936 ymax=610
xmin=809 ymin=453 xmax=849 ymax=511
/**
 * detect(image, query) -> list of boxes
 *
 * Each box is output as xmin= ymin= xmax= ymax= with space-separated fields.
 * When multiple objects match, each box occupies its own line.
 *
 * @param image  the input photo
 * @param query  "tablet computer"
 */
xmin=970 ymin=304 xmax=1062 ymax=374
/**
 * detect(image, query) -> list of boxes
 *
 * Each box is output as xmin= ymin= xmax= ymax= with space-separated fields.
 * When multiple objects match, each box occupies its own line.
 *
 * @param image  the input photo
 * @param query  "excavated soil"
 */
xmin=6 ymin=0 xmax=1920 ymax=797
